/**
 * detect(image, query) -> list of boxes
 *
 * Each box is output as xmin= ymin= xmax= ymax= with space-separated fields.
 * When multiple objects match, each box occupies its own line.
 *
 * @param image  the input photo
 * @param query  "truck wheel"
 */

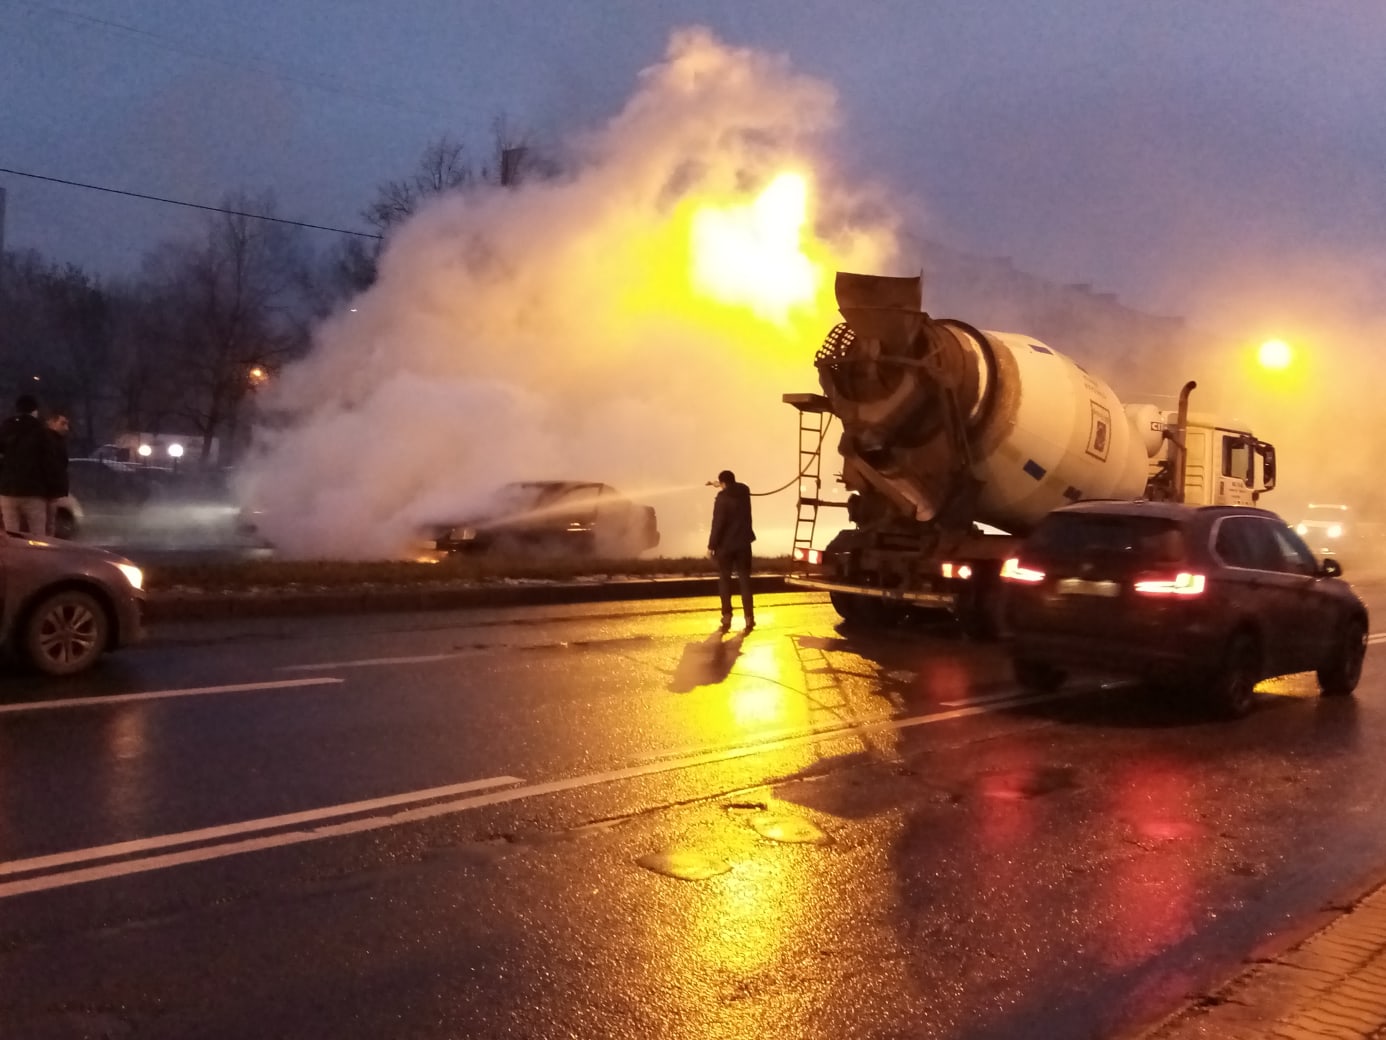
xmin=1013 ymin=657 xmax=1065 ymax=693
xmin=1318 ymin=617 xmax=1367 ymax=696
xmin=1207 ymin=631 xmax=1259 ymax=719
xmin=21 ymin=589 xmax=111 ymax=676
xmin=829 ymin=592 xmax=896 ymax=627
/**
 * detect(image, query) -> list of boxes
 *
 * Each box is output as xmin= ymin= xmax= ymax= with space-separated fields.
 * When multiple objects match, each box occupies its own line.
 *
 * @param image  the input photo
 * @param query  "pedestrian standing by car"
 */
xmin=707 ymin=468 xmax=756 ymax=632
xmin=0 ymin=393 xmax=50 ymax=535
xmin=42 ymin=407 xmax=71 ymax=537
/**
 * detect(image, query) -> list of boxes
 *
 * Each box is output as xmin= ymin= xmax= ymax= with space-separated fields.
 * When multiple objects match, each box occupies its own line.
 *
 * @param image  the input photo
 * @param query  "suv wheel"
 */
xmin=22 ymin=589 xmax=110 ymax=676
xmin=1318 ymin=617 xmax=1367 ymax=697
xmin=1208 ymin=631 xmax=1259 ymax=718
xmin=1013 ymin=657 xmax=1065 ymax=694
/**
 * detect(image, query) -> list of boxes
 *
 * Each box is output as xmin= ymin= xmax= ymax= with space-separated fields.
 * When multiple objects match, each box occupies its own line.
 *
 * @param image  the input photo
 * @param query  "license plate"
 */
xmin=1057 ymin=578 xmax=1120 ymax=597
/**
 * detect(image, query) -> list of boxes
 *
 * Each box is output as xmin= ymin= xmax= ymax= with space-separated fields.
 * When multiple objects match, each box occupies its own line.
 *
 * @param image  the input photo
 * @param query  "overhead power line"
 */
xmin=0 ymin=166 xmax=381 ymax=239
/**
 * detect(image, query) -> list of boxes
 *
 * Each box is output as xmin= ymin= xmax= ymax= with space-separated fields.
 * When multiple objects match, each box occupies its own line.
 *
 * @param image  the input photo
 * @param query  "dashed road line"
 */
xmin=0 ymin=687 xmax=1070 ymax=899
xmin=0 ymin=774 xmax=524 ymax=878
xmin=0 ymin=677 xmax=344 ymax=714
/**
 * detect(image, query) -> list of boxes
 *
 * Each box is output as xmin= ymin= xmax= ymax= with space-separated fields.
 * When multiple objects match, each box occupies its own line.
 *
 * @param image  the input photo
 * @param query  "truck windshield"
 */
xmin=1029 ymin=514 xmax=1187 ymax=563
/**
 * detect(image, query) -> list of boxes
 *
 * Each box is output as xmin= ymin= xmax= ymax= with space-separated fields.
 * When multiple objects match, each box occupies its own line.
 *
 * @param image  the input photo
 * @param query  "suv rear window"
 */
xmin=1028 ymin=514 xmax=1187 ymax=563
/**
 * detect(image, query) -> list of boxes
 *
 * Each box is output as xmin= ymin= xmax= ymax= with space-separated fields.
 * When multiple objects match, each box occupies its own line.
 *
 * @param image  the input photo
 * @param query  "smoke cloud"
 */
xmin=239 ymin=27 xmax=897 ymax=559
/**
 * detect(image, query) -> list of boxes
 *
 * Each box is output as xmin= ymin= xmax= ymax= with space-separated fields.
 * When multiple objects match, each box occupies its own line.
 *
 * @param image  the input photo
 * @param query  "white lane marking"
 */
xmin=0 ymin=677 xmax=343 ymax=715
xmin=0 ymin=688 xmax=1068 ymax=899
xmin=1368 ymin=633 xmax=1386 ymax=645
xmin=282 ymin=653 xmax=467 ymax=670
xmin=0 ymin=775 xmax=524 ymax=878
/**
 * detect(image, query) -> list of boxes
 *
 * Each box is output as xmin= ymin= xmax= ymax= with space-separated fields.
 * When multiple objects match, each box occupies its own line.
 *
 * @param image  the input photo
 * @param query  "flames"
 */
xmin=688 ymin=171 xmax=827 ymax=325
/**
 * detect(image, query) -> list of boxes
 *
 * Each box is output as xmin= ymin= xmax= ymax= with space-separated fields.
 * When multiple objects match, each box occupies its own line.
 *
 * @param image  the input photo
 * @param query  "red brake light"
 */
xmin=1000 ymin=557 xmax=1044 ymax=583
xmin=1133 ymin=572 xmax=1206 ymax=596
xmin=793 ymin=547 xmax=823 ymax=565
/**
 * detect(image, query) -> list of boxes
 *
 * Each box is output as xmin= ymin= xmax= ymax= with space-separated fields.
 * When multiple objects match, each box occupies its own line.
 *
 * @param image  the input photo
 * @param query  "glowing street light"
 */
xmin=167 ymin=443 xmax=184 ymax=459
xmin=248 ymin=365 xmax=269 ymax=387
xmin=1258 ymin=339 xmax=1293 ymax=370
xmin=137 ymin=444 xmax=153 ymax=458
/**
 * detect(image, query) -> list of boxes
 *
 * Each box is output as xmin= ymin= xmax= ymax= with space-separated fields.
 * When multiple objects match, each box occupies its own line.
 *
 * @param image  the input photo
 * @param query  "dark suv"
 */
xmin=1002 ymin=501 xmax=1368 ymax=717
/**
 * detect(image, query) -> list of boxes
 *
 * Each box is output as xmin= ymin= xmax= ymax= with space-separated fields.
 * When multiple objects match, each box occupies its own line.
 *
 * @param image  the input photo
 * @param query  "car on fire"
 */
xmin=429 ymin=481 xmax=660 ymax=558
xmin=1001 ymin=500 xmax=1368 ymax=718
xmin=0 ymin=527 xmax=145 ymax=675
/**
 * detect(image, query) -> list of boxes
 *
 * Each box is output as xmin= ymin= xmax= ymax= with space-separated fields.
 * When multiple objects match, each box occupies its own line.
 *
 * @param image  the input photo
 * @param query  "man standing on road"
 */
xmin=707 ymin=468 xmax=756 ymax=632
xmin=0 ymin=394 xmax=50 ymax=535
xmin=43 ymin=408 xmax=71 ymax=537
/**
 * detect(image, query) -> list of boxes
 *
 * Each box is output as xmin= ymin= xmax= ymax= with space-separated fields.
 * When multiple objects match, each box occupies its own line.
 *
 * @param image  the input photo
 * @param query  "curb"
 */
xmin=143 ymin=574 xmax=797 ymax=623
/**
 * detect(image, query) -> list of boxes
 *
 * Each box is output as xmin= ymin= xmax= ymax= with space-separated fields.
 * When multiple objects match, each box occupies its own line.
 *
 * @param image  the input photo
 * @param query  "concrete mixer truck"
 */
xmin=784 ymin=272 xmax=1277 ymax=636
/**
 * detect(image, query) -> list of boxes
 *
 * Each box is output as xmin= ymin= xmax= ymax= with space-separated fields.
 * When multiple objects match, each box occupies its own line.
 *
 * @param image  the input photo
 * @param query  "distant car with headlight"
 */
xmin=1 ymin=528 xmax=145 ymax=675
xmin=1002 ymin=500 xmax=1367 ymax=718
xmin=1294 ymin=503 xmax=1355 ymax=560
xmin=430 ymin=481 xmax=660 ymax=558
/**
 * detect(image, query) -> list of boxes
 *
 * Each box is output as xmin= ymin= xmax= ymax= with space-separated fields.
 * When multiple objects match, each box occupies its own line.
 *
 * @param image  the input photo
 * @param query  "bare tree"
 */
xmin=318 ymin=124 xmax=561 ymax=304
xmin=362 ymin=135 xmax=474 ymax=235
xmin=137 ymin=193 xmax=310 ymax=463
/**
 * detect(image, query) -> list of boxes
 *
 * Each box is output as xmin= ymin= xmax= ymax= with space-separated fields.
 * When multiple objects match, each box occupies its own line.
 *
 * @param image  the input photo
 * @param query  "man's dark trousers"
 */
xmin=716 ymin=546 xmax=754 ymax=624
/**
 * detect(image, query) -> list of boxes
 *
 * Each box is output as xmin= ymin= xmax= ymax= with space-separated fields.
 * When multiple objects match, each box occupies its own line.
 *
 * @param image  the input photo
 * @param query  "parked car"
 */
xmin=53 ymin=459 xmax=245 ymax=547
xmin=1001 ymin=501 xmax=1368 ymax=718
xmin=430 ymin=481 xmax=660 ymax=558
xmin=0 ymin=529 xmax=145 ymax=675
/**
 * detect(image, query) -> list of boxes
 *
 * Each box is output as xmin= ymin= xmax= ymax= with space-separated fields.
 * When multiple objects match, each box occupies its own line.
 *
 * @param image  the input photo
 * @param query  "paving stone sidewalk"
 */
xmin=1136 ymin=875 xmax=1386 ymax=1040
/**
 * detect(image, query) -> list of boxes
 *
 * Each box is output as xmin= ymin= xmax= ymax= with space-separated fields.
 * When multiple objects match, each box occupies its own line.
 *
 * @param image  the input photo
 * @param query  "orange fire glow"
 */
xmin=689 ymin=171 xmax=825 ymax=324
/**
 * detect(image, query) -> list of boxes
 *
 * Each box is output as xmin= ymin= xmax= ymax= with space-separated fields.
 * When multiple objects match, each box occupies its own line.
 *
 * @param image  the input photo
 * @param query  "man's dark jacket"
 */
xmin=708 ymin=481 xmax=756 ymax=554
xmin=0 ymin=413 xmax=48 ymax=497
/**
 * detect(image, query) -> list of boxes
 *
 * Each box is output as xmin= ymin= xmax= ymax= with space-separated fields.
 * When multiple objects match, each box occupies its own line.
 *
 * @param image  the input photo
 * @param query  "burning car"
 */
xmin=430 ymin=481 xmax=660 ymax=558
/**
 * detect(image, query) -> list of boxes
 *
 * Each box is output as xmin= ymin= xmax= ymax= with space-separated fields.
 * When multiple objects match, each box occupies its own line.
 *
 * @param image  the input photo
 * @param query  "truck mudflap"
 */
xmin=783 ymin=576 xmax=957 ymax=609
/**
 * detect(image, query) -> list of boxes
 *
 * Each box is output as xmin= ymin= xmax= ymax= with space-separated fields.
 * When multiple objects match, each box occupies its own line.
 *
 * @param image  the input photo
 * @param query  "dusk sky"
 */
xmin=5 ymin=1 xmax=1384 ymax=327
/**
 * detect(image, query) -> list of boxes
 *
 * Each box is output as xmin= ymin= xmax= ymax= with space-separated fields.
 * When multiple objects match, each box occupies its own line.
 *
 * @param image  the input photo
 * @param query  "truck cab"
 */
xmin=1147 ymin=411 xmax=1276 ymax=507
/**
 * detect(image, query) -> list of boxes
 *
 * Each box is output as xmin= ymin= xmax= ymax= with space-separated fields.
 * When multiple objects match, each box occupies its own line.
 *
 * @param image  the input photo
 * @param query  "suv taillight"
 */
xmin=1133 ymin=572 xmax=1206 ymax=596
xmin=1000 ymin=557 xmax=1045 ymax=583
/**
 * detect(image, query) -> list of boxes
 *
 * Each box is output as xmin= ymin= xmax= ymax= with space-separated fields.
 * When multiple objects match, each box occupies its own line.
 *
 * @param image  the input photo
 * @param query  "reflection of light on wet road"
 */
xmin=1101 ymin=754 xmax=1197 ymax=967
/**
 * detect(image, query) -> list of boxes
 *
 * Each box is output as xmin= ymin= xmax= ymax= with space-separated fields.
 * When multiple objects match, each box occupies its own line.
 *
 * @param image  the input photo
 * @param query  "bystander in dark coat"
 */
xmin=42 ymin=409 xmax=71 ymax=537
xmin=0 ymin=394 xmax=50 ymax=535
xmin=707 ymin=469 xmax=756 ymax=631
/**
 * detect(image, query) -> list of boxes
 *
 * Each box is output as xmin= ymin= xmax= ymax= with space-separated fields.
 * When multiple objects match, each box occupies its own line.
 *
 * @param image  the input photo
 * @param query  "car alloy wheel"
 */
xmin=1318 ymin=617 xmax=1367 ymax=697
xmin=1209 ymin=631 xmax=1259 ymax=719
xmin=24 ymin=590 xmax=110 ymax=676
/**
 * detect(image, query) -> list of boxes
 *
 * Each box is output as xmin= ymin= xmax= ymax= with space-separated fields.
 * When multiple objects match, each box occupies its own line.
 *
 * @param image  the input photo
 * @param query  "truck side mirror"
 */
xmin=1321 ymin=557 xmax=1343 ymax=579
xmin=1257 ymin=441 xmax=1277 ymax=492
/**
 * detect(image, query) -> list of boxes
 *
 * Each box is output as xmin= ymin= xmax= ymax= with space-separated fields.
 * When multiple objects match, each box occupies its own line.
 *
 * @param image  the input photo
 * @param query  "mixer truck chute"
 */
xmin=785 ymin=272 xmax=1277 ymax=636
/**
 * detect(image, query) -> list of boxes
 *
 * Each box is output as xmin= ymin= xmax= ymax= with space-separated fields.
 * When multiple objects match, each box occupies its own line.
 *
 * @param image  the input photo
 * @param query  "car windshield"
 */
xmin=1029 ymin=514 xmax=1187 ymax=563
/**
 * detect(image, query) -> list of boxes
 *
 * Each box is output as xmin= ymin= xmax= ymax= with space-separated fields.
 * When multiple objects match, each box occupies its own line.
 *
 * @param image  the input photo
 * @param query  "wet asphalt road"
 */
xmin=1 ymin=589 xmax=1386 ymax=1039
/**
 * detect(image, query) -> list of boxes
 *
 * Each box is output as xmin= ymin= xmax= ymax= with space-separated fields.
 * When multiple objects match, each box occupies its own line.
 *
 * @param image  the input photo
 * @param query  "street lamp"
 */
xmin=1258 ymin=339 xmax=1293 ymax=370
xmin=137 ymin=444 xmax=152 ymax=458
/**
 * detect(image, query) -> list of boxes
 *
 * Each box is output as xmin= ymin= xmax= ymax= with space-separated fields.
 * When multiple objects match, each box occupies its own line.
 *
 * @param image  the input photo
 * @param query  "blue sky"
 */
xmin=3 ymin=0 xmax=1384 ymax=320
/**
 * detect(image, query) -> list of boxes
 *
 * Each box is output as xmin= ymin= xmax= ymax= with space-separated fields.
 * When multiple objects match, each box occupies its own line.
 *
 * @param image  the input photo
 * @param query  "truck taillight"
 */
xmin=1000 ymin=558 xmax=1044 ymax=583
xmin=941 ymin=562 xmax=974 ymax=580
xmin=1133 ymin=572 xmax=1206 ymax=596
xmin=794 ymin=547 xmax=823 ymax=565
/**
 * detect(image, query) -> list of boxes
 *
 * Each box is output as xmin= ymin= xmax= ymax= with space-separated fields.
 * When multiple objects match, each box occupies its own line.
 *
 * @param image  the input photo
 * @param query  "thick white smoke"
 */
xmin=239 ymin=27 xmax=897 ymax=559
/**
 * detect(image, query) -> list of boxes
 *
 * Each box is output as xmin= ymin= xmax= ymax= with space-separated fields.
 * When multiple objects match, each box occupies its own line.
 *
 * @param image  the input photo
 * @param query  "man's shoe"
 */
xmin=719 ymin=617 xmax=732 ymax=631
xmin=744 ymin=618 xmax=756 ymax=632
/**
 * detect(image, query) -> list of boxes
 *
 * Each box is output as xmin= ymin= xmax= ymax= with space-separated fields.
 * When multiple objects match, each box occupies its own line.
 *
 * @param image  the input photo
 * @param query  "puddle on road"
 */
xmin=636 ymin=848 xmax=732 ymax=881
xmin=977 ymin=765 xmax=1080 ymax=801
xmin=747 ymin=812 xmax=831 ymax=845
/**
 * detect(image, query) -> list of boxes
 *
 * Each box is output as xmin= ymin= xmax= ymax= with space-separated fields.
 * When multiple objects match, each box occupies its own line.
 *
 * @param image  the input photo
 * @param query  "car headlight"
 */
xmin=1295 ymin=523 xmax=1309 ymax=535
xmin=115 ymin=563 xmax=144 ymax=590
xmin=1328 ymin=524 xmax=1343 ymax=539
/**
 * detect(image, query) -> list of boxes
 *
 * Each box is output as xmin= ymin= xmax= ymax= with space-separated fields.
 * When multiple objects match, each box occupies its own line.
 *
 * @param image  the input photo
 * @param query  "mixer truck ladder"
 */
xmin=783 ymin=393 xmax=846 ymax=573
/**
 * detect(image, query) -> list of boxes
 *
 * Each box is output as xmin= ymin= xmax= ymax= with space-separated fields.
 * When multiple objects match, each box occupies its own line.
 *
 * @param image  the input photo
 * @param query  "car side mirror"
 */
xmin=1320 ymin=558 xmax=1343 ymax=579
